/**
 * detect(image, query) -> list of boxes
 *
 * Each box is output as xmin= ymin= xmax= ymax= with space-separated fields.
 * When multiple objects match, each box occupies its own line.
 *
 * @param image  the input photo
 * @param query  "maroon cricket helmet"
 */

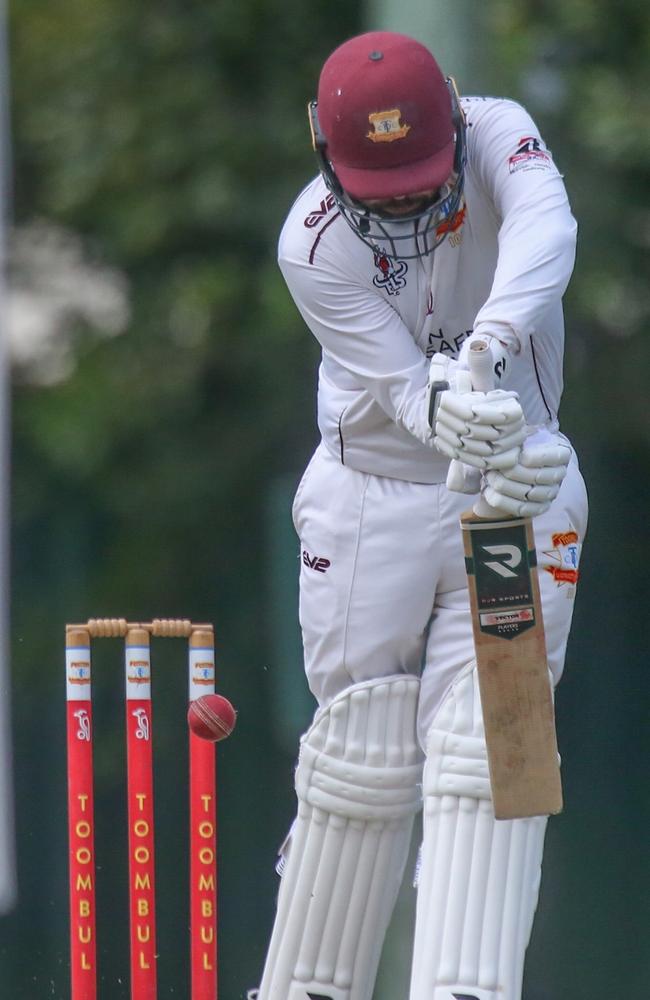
xmin=316 ymin=31 xmax=456 ymax=201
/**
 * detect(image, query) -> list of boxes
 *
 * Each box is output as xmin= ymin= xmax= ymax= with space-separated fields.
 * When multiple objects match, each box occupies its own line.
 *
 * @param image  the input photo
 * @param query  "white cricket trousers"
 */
xmin=292 ymin=443 xmax=588 ymax=743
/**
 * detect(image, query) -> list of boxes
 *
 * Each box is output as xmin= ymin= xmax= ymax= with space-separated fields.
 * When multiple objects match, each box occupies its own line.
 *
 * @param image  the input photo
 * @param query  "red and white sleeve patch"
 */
xmin=508 ymin=135 xmax=553 ymax=174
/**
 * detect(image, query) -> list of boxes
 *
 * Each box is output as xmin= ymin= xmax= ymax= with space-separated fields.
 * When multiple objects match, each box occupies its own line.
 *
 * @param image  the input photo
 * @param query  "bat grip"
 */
xmin=468 ymin=340 xmax=507 ymax=517
xmin=467 ymin=338 xmax=495 ymax=392
xmin=446 ymin=340 xmax=495 ymax=498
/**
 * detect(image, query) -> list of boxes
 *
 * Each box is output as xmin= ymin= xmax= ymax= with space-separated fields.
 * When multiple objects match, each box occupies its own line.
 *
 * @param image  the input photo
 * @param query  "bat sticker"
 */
xmin=464 ymin=520 xmax=536 ymax=639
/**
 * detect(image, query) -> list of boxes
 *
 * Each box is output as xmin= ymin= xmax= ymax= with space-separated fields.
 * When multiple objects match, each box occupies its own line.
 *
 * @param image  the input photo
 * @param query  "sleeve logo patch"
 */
xmin=508 ymin=135 xmax=552 ymax=174
xmin=304 ymin=192 xmax=337 ymax=228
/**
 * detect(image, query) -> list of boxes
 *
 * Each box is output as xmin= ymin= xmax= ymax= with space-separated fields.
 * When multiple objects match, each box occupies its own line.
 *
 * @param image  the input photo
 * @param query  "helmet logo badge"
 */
xmin=366 ymin=109 xmax=411 ymax=143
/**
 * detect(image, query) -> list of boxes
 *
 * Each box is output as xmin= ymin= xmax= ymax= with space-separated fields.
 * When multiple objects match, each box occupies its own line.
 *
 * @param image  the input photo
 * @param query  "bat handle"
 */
xmin=468 ymin=339 xmax=512 ymax=518
xmin=446 ymin=339 xmax=496 ymax=498
xmin=469 ymin=340 xmax=499 ymax=515
xmin=467 ymin=338 xmax=495 ymax=392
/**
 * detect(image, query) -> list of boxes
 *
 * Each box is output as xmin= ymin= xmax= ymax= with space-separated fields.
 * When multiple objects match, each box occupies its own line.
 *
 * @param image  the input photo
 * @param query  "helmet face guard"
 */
xmin=308 ymin=78 xmax=467 ymax=261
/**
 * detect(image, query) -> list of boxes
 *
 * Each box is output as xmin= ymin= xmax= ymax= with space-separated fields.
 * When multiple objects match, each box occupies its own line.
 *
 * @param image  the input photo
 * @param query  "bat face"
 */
xmin=462 ymin=511 xmax=562 ymax=820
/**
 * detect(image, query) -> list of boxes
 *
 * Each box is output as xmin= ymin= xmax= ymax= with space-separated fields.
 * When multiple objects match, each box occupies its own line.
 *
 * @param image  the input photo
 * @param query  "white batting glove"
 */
xmin=429 ymin=354 xmax=526 ymax=471
xmin=427 ymin=353 xmax=471 ymax=397
xmin=481 ymin=429 xmax=572 ymax=517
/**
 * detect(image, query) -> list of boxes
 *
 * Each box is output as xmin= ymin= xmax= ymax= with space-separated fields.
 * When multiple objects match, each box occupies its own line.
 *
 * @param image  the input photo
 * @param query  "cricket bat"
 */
xmin=459 ymin=341 xmax=562 ymax=820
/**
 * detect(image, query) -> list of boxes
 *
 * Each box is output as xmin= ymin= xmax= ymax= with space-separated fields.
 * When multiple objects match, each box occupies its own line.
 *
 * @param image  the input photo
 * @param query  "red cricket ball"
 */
xmin=188 ymin=693 xmax=237 ymax=742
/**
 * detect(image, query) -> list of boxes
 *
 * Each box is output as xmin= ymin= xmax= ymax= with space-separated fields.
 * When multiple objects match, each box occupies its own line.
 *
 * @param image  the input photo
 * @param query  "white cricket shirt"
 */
xmin=278 ymin=97 xmax=577 ymax=484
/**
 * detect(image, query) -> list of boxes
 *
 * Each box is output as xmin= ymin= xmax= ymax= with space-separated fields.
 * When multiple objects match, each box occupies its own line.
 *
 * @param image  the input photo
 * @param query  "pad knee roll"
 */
xmin=257 ymin=675 xmax=423 ymax=1000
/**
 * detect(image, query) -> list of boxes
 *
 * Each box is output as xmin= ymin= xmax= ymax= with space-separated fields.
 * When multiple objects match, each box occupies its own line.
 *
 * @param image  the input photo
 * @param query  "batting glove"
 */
xmin=429 ymin=354 xmax=526 ymax=471
xmin=481 ymin=429 xmax=572 ymax=517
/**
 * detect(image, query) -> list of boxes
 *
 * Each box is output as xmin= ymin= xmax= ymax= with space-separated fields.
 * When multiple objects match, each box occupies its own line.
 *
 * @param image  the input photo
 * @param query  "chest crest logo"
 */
xmin=372 ymin=251 xmax=408 ymax=295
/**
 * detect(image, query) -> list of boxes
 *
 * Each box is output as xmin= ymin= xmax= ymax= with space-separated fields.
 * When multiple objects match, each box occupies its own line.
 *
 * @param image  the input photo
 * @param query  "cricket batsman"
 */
xmin=250 ymin=31 xmax=588 ymax=1000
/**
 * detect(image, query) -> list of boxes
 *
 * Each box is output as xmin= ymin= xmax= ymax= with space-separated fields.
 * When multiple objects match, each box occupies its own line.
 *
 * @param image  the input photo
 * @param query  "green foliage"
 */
xmin=5 ymin=1 xmax=650 ymax=996
xmin=7 ymin=2 xmax=360 ymax=996
xmin=492 ymin=0 xmax=650 ymax=444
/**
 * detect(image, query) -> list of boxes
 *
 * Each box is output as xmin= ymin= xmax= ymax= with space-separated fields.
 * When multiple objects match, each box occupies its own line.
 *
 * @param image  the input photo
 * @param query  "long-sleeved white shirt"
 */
xmin=278 ymin=97 xmax=577 ymax=484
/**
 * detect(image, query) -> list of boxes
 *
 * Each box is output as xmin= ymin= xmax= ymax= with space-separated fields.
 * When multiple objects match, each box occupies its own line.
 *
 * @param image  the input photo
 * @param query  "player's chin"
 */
xmin=382 ymin=200 xmax=428 ymax=216
xmin=369 ymin=197 xmax=431 ymax=218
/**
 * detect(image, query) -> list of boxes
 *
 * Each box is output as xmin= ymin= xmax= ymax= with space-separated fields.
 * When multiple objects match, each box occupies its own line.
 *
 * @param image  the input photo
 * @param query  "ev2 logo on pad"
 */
xmin=481 ymin=543 xmax=522 ymax=579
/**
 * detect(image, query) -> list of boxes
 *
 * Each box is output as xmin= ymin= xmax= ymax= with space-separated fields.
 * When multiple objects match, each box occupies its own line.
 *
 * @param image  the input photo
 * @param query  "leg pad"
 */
xmin=409 ymin=666 xmax=547 ymax=1000
xmin=257 ymin=675 xmax=423 ymax=1000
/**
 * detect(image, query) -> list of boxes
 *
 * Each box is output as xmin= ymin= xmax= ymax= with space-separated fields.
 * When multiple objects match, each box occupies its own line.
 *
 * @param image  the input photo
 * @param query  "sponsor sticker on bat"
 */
xmin=464 ymin=520 xmax=537 ymax=639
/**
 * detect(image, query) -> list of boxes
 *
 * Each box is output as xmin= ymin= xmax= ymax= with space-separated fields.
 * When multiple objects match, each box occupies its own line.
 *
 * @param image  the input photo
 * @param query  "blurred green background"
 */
xmin=2 ymin=0 xmax=649 ymax=997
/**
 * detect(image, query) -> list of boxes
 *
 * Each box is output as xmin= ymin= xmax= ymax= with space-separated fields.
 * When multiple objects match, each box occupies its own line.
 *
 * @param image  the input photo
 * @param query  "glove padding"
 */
xmin=433 ymin=388 xmax=527 ymax=470
xmin=482 ymin=431 xmax=571 ymax=517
